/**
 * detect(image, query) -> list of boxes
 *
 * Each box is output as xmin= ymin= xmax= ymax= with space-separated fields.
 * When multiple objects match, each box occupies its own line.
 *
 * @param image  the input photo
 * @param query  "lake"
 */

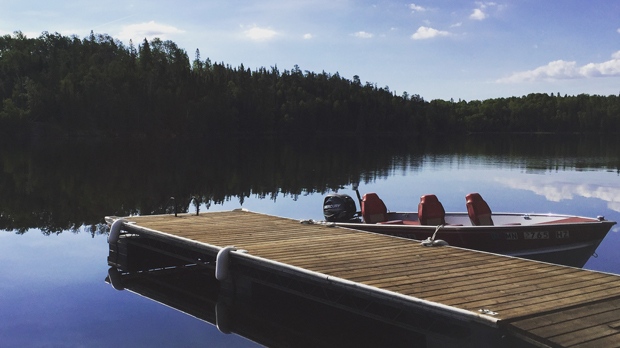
xmin=1 ymin=134 xmax=619 ymax=347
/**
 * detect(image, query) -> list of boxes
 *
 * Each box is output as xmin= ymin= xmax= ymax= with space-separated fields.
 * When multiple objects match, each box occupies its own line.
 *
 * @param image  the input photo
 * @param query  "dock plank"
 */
xmin=506 ymin=297 xmax=620 ymax=347
xmin=425 ymin=270 xmax=610 ymax=304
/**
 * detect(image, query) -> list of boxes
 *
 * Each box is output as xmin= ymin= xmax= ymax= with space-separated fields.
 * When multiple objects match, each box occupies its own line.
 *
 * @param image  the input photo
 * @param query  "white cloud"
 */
xmin=470 ymin=8 xmax=487 ymax=20
xmin=411 ymin=26 xmax=450 ymax=40
xmin=303 ymin=33 xmax=313 ymax=40
xmin=580 ymin=55 xmax=620 ymax=77
xmin=470 ymin=2 xmax=497 ymax=20
xmin=497 ymin=51 xmax=620 ymax=83
xmin=409 ymin=3 xmax=426 ymax=13
xmin=118 ymin=21 xmax=184 ymax=42
xmin=243 ymin=26 xmax=278 ymax=41
xmin=353 ymin=31 xmax=373 ymax=39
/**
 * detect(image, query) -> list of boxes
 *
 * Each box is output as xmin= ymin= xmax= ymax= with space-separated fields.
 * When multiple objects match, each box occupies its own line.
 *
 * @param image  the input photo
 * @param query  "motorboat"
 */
xmin=321 ymin=190 xmax=615 ymax=268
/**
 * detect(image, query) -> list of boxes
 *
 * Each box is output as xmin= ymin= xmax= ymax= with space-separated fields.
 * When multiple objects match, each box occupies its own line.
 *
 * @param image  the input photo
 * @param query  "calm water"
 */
xmin=1 ymin=134 xmax=619 ymax=347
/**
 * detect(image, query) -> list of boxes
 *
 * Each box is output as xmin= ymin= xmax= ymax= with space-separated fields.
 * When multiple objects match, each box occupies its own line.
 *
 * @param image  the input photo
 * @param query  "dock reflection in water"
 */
xmin=106 ymin=237 xmax=534 ymax=348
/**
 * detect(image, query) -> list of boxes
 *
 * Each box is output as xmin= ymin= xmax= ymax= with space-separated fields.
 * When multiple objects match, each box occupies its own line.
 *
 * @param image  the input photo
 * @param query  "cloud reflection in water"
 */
xmin=495 ymin=172 xmax=620 ymax=212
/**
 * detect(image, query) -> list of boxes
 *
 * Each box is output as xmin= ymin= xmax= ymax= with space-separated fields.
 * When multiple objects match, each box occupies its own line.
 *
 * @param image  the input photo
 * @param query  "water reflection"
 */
xmin=1 ymin=134 xmax=618 ymax=234
xmin=106 ymin=238 xmax=534 ymax=348
xmin=105 ymin=267 xmax=431 ymax=347
xmin=496 ymin=174 xmax=620 ymax=212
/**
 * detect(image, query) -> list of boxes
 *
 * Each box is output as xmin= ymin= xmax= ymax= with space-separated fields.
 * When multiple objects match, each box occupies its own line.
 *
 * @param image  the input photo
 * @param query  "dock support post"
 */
xmin=215 ymin=246 xmax=237 ymax=281
xmin=107 ymin=267 xmax=125 ymax=290
xmin=215 ymin=246 xmax=238 ymax=334
xmin=108 ymin=219 xmax=126 ymax=244
xmin=215 ymin=297 xmax=234 ymax=334
xmin=215 ymin=246 xmax=253 ymax=334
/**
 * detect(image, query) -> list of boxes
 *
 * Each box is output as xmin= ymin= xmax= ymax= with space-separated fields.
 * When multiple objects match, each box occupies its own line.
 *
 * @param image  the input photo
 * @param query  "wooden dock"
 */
xmin=107 ymin=209 xmax=620 ymax=347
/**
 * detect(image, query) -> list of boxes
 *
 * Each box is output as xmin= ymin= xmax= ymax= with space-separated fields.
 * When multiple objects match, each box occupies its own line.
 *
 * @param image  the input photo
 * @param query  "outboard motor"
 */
xmin=323 ymin=194 xmax=359 ymax=222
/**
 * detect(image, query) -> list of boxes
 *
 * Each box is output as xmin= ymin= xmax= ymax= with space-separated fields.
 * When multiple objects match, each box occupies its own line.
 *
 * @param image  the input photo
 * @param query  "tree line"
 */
xmin=1 ymin=31 xmax=619 ymax=138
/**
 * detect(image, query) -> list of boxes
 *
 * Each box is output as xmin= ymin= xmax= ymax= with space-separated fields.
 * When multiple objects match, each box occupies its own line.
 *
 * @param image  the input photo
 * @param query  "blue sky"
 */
xmin=1 ymin=1 xmax=619 ymax=101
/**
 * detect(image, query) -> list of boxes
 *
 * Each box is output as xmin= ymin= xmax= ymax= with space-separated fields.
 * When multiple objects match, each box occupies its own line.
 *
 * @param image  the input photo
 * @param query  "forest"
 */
xmin=1 ymin=31 xmax=619 ymax=139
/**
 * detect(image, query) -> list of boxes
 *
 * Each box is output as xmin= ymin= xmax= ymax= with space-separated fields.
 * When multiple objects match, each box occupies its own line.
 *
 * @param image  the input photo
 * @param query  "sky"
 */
xmin=1 ymin=0 xmax=619 ymax=101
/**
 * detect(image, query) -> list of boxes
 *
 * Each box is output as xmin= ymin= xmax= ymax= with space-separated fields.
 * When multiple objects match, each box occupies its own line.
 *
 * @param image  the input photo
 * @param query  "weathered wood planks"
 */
xmin=112 ymin=210 xmax=620 ymax=347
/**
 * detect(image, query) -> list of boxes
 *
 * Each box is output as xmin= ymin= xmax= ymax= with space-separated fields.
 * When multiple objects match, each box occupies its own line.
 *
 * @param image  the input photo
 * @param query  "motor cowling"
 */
xmin=323 ymin=194 xmax=358 ymax=222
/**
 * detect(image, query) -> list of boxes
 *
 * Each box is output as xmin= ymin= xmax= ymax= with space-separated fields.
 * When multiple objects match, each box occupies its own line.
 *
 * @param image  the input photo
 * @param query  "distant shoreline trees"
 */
xmin=1 ymin=31 xmax=618 ymax=139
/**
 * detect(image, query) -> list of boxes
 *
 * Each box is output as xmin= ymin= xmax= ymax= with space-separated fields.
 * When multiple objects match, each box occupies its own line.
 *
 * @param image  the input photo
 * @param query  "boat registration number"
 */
xmin=524 ymin=231 xmax=549 ymax=239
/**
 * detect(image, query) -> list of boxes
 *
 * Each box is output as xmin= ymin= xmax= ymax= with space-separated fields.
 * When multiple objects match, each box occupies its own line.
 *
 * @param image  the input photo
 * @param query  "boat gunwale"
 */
xmin=335 ymin=211 xmax=616 ymax=230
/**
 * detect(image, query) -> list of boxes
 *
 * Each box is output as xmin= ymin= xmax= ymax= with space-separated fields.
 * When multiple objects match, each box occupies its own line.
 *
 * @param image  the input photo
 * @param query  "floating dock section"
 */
xmin=106 ymin=209 xmax=620 ymax=347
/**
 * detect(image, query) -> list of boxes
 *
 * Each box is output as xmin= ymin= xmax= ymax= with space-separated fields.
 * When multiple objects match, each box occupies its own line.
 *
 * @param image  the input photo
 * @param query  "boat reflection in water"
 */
xmin=106 ymin=236 xmax=535 ymax=347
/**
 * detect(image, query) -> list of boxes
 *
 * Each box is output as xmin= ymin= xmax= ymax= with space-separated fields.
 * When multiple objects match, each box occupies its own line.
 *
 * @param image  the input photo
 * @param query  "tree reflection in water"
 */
xmin=0 ymin=134 xmax=618 ymax=234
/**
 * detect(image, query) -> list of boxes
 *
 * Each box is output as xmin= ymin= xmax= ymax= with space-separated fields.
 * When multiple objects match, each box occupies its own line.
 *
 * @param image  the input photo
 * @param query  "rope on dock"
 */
xmin=421 ymin=224 xmax=449 ymax=247
xmin=300 ymin=219 xmax=336 ymax=227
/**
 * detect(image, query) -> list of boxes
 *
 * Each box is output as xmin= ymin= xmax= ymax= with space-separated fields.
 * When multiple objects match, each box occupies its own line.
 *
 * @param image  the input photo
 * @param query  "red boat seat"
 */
xmin=466 ymin=193 xmax=494 ymax=226
xmin=418 ymin=194 xmax=446 ymax=225
xmin=361 ymin=193 xmax=388 ymax=223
